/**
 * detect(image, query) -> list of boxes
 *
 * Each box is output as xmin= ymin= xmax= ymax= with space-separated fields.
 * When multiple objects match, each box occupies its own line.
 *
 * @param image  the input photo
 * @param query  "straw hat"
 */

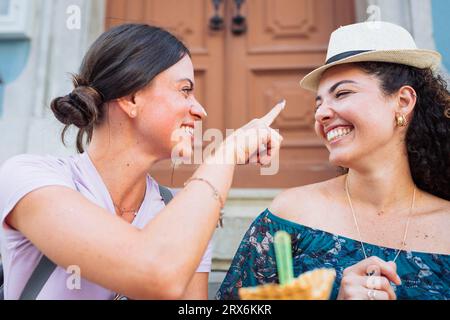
xmin=300 ymin=21 xmax=441 ymax=92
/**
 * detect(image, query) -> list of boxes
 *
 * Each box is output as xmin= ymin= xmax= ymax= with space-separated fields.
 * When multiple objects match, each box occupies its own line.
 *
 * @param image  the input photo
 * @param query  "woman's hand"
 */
xmin=337 ymin=256 xmax=402 ymax=300
xmin=211 ymin=100 xmax=285 ymax=166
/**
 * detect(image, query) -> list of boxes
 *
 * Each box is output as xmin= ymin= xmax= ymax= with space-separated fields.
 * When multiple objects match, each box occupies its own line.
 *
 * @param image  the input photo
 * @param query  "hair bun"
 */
xmin=50 ymin=85 xmax=103 ymax=129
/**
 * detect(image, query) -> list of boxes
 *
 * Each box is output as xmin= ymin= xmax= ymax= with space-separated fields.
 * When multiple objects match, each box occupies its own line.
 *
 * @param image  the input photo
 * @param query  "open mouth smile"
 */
xmin=325 ymin=126 xmax=354 ymax=143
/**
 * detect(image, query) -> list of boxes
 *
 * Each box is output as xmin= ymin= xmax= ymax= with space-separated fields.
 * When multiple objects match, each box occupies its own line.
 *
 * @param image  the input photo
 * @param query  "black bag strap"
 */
xmin=19 ymin=255 xmax=56 ymax=300
xmin=158 ymin=185 xmax=174 ymax=205
xmin=0 ymin=261 xmax=4 ymax=300
xmin=17 ymin=184 xmax=174 ymax=300
xmin=0 ymin=261 xmax=4 ymax=285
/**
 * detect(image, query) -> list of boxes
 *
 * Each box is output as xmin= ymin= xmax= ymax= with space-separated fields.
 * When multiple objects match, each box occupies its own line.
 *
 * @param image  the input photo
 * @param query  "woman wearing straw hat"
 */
xmin=217 ymin=21 xmax=449 ymax=300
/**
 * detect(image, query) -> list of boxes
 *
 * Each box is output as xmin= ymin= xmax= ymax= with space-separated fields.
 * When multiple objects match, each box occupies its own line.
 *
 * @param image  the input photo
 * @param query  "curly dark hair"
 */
xmin=339 ymin=62 xmax=450 ymax=201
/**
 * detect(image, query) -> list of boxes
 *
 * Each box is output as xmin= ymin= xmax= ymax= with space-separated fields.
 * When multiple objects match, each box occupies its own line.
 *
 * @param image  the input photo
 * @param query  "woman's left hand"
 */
xmin=337 ymin=256 xmax=401 ymax=300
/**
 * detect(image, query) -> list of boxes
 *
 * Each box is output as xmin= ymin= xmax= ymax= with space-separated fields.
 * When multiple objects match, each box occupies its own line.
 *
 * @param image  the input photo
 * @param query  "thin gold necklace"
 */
xmin=344 ymin=175 xmax=416 ymax=262
xmin=113 ymin=203 xmax=139 ymax=218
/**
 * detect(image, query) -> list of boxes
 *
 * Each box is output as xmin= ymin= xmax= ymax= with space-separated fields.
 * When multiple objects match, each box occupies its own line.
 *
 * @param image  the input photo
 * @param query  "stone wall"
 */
xmin=0 ymin=0 xmax=105 ymax=163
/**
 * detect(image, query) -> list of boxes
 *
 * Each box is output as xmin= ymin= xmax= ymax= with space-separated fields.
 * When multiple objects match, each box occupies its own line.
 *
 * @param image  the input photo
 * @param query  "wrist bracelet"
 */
xmin=184 ymin=177 xmax=225 ymax=208
xmin=184 ymin=177 xmax=225 ymax=228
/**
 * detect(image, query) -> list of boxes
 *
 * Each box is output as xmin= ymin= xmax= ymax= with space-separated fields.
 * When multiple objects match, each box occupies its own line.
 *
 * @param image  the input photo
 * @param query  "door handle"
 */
xmin=231 ymin=0 xmax=247 ymax=35
xmin=209 ymin=0 xmax=224 ymax=31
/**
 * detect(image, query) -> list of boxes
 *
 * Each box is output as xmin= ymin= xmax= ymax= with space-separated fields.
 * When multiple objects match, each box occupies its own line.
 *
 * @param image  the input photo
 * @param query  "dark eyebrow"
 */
xmin=177 ymin=78 xmax=194 ymax=89
xmin=315 ymin=80 xmax=357 ymax=102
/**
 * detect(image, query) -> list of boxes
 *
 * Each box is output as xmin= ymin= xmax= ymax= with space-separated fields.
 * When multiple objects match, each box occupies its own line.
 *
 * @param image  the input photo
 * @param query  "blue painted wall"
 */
xmin=0 ymin=40 xmax=30 ymax=116
xmin=0 ymin=81 xmax=3 ymax=113
xmin=431 ymin=0 xmax=450 ymax=71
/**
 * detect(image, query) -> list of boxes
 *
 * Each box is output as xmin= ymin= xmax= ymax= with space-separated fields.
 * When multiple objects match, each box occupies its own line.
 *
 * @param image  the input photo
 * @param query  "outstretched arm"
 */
xmin=5 ymin=101 xmax=285 ymax=300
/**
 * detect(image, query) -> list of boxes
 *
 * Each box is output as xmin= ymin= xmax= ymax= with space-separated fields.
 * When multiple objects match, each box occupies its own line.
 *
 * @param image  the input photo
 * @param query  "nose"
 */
xmin=189 ymin=98 xmax=207 ymax=120
xmin=314 ymin=101 xmax=335 ymax=125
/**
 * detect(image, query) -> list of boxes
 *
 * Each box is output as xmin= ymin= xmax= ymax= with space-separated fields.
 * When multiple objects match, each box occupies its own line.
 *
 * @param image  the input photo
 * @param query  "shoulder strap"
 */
xmin=158 ymin=185 xmax=174 ymax=205
xmin=0 ymin=261 xmax=4 ymax=300
xmin=19 ymin=255 xmax=56 ymax=300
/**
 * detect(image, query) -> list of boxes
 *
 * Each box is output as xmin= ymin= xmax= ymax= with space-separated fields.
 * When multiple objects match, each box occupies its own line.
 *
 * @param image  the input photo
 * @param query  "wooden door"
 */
xmin=105 ymin=0 xmax=355 ymax=188
xmin=225 ymin=0 xmax=354 ymax=187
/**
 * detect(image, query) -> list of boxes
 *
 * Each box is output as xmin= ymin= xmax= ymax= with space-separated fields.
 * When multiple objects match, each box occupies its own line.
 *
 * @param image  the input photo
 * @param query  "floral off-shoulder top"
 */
xmin=216 ymin=209 xmax=450 ymax=300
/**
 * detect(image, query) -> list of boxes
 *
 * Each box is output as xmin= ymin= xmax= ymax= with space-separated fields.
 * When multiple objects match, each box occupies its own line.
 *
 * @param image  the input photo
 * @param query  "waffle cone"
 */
xmin=238 ymin=268 xmax=336 ymax=300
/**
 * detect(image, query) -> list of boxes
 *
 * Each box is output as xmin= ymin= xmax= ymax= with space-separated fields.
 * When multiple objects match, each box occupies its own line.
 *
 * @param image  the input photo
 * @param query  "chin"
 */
xmin=181 ymin=146 xmax=194 ymax=162
xmin=170 ymin=141 xmax=194 ymax=164
xmin=328 ymin=149 xmax=354 ymax=168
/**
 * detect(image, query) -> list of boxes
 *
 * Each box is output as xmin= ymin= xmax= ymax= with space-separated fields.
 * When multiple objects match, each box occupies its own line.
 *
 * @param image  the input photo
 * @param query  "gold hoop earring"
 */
xmin=444 ymin=108 xmax=450 ymax=119
xmin=396 ymin=114 xmax=407 ymax=127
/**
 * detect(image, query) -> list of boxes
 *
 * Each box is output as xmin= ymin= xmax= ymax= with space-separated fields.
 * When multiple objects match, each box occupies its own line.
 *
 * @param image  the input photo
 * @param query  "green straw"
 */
xmin=274 ymin=231 xmax=294 ymax=285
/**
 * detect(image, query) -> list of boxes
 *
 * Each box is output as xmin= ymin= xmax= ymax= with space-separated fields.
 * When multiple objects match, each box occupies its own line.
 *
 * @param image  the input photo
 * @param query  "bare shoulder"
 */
xmin=418 ymin=192 xmax=450 ymax=222
xmin=412 ymin=192 xmax=450 ymax=254
xmin=422 ymin=192 xmax=450 ymax=221
xmin=268 ymin=175 xmax=345 ymax=226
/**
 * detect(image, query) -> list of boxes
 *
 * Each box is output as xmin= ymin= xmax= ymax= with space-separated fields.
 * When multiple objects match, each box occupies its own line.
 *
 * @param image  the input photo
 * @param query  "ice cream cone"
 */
xmin=238 ymin=268 xmax=336 ymax=300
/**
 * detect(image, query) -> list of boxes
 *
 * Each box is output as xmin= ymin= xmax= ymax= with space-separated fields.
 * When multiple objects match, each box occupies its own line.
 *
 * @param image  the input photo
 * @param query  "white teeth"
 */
xmin=326 ymin=127 xmax=353 ymax=142
xmin=181 ymin=126 xmax=194 ymax=136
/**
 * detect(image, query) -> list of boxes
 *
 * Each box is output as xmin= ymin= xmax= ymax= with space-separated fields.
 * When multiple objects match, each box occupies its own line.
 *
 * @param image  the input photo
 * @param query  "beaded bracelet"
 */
xmin=184 ymin=177 xmax=225 ymax=228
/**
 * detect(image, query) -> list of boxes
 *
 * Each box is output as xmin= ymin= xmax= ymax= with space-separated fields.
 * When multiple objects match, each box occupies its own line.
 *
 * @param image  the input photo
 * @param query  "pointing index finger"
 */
xmin=260 ymin=99 xmax=286 ymax=126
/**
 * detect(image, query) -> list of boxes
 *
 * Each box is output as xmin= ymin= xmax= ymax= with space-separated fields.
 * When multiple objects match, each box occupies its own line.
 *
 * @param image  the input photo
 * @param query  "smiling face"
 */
xmin=314 ymin=64 xmax=402 ymax=169
xmin=132 ymin=55 xmax=206 ymax=160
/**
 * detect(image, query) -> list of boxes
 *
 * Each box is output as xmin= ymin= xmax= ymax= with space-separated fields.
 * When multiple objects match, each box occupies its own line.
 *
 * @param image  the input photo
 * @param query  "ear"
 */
xmin=395 ymin=85 xmax=417 ymax=119
xmin=116 ymin=94 xmax=138 ymax=118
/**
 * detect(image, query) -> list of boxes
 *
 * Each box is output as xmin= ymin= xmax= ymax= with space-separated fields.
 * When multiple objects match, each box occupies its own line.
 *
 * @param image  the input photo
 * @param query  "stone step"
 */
xmin=207 ymin=271 xmax=227 ymax=300
xmin=211 ymin=188 xmax=281 ymax=271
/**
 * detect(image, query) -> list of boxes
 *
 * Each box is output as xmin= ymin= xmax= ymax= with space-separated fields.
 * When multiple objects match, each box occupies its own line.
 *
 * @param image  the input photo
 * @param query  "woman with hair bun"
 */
xmin=218 ymin=21 xmax=449 ymax=300
xmin=0 ymin=24 xmax=284 ymax=299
